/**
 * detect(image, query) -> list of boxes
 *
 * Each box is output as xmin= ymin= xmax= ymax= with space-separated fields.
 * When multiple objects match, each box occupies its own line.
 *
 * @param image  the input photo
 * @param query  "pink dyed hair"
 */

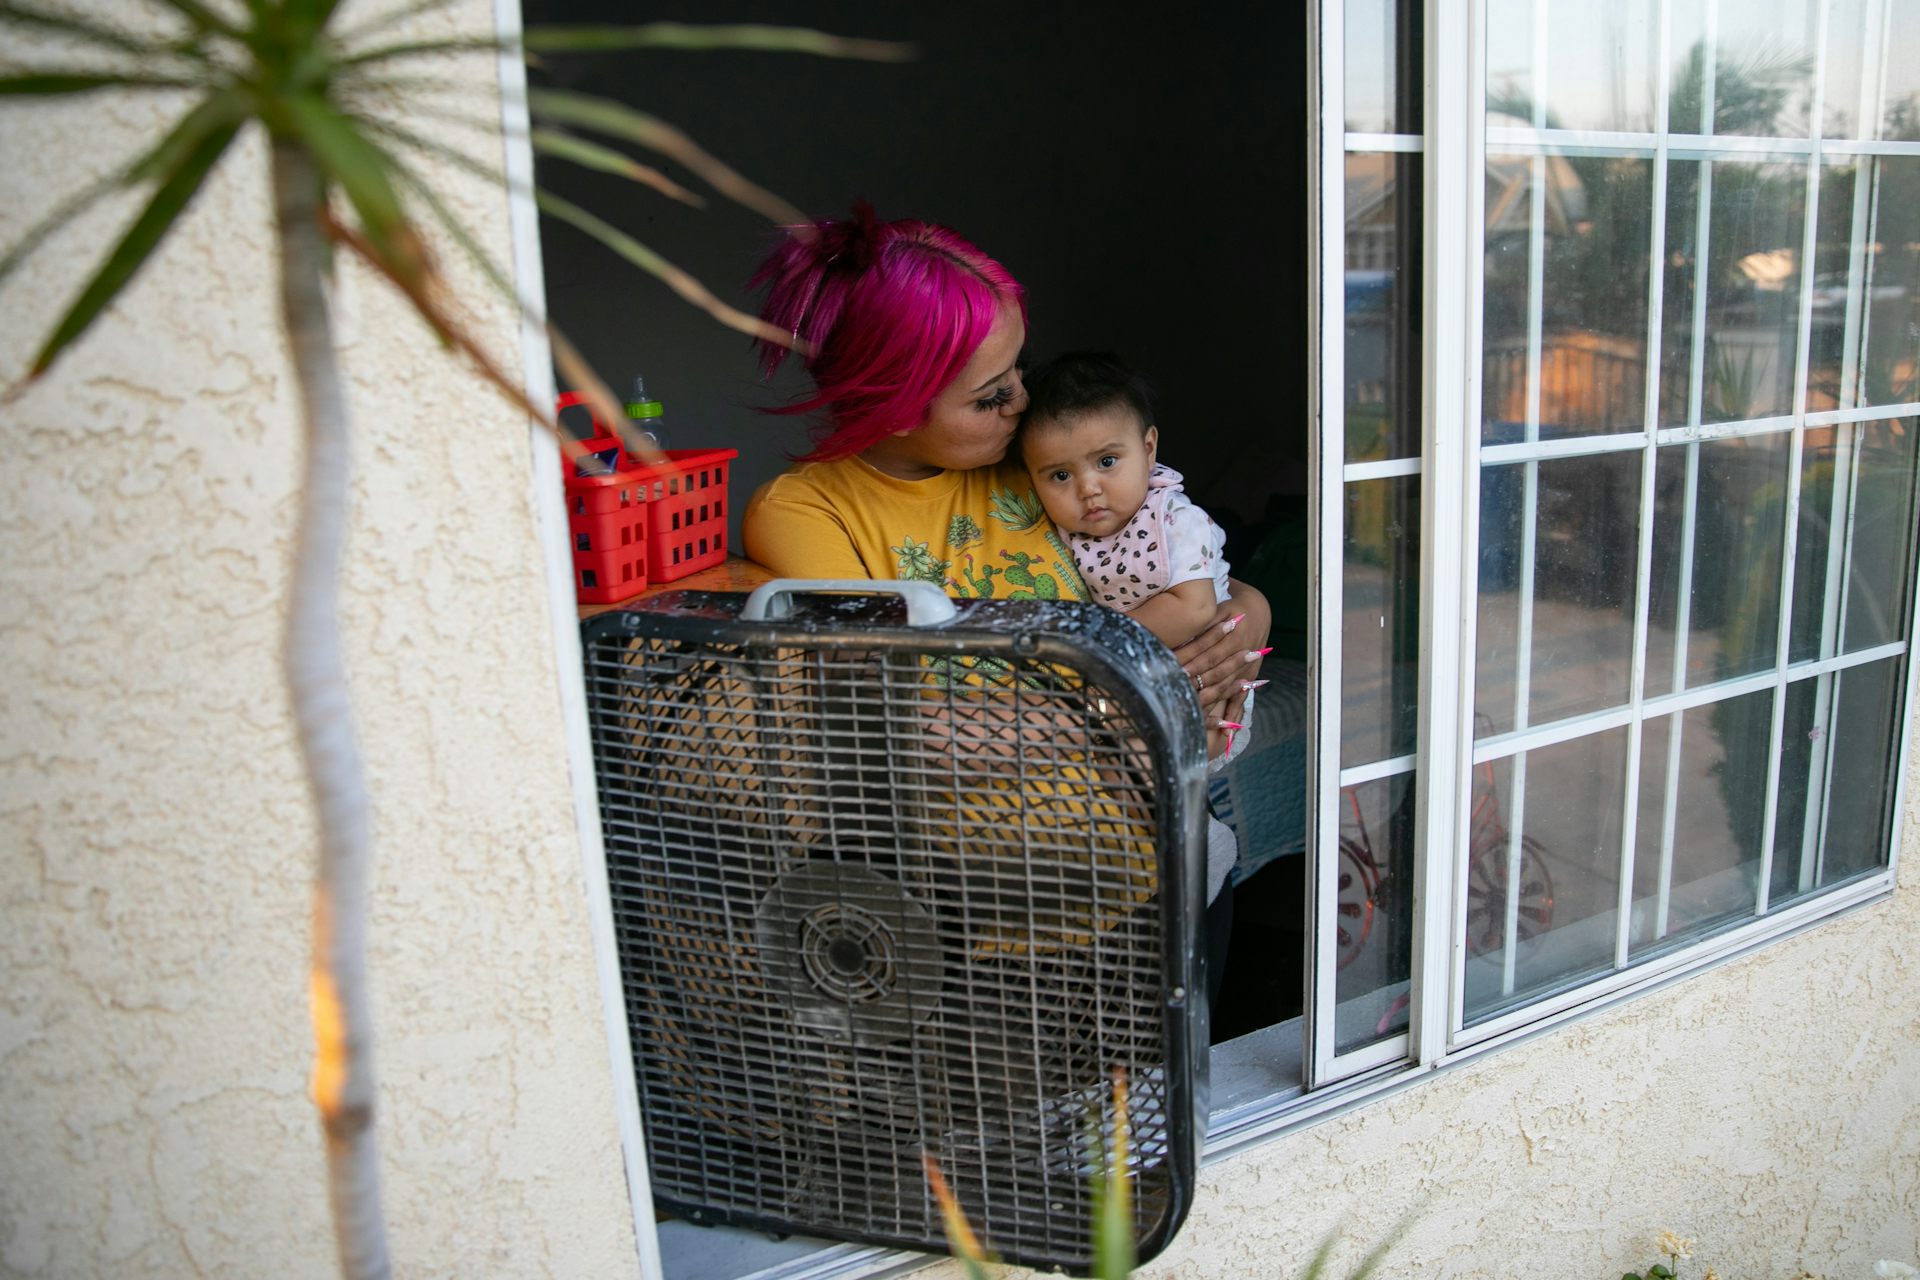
xmin=753 ymin=202 xmax=1027 ymax=461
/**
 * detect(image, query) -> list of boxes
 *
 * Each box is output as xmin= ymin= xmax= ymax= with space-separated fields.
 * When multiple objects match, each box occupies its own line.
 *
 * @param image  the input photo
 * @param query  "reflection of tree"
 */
xmin=1709 ymin=425 xmax=1920 ymax=891
xmin=1667 ymin=42 xmax=1812 ymax=136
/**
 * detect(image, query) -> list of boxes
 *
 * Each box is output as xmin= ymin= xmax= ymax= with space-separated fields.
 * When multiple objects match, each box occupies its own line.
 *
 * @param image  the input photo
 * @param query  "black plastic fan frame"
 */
xmin=581 ymin=586 xmax=1209 ymax=1275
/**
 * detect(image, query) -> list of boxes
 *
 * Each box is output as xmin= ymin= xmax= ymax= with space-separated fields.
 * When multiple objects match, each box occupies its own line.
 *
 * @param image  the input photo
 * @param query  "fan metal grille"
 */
xmin=584 ymin=599 xmax=1195 ymax=1273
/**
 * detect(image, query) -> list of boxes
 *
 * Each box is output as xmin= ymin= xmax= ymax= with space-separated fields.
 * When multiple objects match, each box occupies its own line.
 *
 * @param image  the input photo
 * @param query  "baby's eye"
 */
xmin=1048 ymin=469 xmax=1070 ymax=484
xmin=1098 ymin=454 xmax=1120 ymax=469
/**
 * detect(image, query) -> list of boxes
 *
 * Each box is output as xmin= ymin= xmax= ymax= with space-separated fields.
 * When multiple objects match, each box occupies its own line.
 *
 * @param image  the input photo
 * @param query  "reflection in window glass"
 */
xmin=1464 ymin=730 xmax=1627 ymax=1024
xmin=1660 ymin=160 xmax=1706 ymax=427
xmin=1840 ymin=419 xmax=1920 ymax=653
xmin=1644 ymin=435 xmax=1789 ymax=696
xmin=1346 ymin=153 xmax=1423 ymax=461
xmin=1857 ymin=161 xmax=1920 ymax=407
xmin=1686 ymin=162 xmax=1804 ymax=423
xmin=1476 ymin=453 xmax=1642 ymax=736
xmin=1821 ymin=0 xmax=1875 ymax=141
xmin=1540 ymin=158 xmax=1653 ymax=439
xmin=1333 ymin=774 xmax=1416 ymax=1053
xmin=1771 ymin=658 xmax=1906 ymax=906
xmin=1483 ymin=154 xmax=1654 ymax=442
xmin=1543 ymin=0 xmax=1659 ymax=132
xmin=1809 ymin=158 xmax=1868 ymax=413
xmin=1630 ymin=692 xmax=1773 ymax=957
xmin=1809 ymin=158 xmax=1920 ymax=412
xmin=1669 ymin=0 xmax=1818 ymax=138
xmin=1343 ymin=477 xmax=1421 ymax=767
xmin=1486 ymin=0 xmax=1534 ymax=125
xmin=1882 ymin=3 xmax=1920 ymax=142
xmin=1344 ymin=0 xmax=1420 ymax=134
xmin=1790 ymin=420 xmax=1920 ymax=662
xmin=1482 ymin=151 xmax=1536 ymax=444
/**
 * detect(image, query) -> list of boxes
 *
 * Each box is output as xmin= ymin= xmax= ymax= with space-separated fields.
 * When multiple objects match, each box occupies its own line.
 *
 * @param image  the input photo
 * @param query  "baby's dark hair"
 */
xmin=1020 ymin=350 xmax=1156 ymax=436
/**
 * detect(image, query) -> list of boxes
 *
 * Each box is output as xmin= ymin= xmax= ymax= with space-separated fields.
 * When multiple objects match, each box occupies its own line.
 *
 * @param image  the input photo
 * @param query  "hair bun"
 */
xmin=815 ymin=198 xmax=883 ymax=273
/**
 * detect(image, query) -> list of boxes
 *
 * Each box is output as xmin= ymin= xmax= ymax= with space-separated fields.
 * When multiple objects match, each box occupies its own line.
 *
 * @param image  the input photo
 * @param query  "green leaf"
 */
xmin=375 ymin=143 xmax=515 ymax=302
xmin=147 ymin=0 xmax=246 ymax=41
xmin=1348 ymin=1213 xmax=1417 ymax=1280
xmin=334 ymin=0 xmax=460 ymax=46
xmin=1296 ymin=1228 xmax=1343 ymax=1280
xmin=1650 ymin=1266 xmax=1674 ymax=1279
xmin=282 ymin=95 xmax=413 ymax=269
xmin=0 ymin=2 xmax=161 ymax=55
xmin=0 ymin=167 xmax=129 ymax=293
xmin=521 ymin=22 xmax=913 ymax=61
xmin=534 ymin=189 xmax=790 ymax=346
xmin=335 ymin=35 xmax=502 ymax=70
xmin=0 ymin=72 xmax=199 ymax=95
xmin=29 ymin=113 xmax=241 ymax=376
xmin=530 ymin=128 xmax=705 ymax=207
xmin=1624 ymin=1272 xmax=1645 ymax=1279
xmin=527 ymin=88 xmax=804 ymax=225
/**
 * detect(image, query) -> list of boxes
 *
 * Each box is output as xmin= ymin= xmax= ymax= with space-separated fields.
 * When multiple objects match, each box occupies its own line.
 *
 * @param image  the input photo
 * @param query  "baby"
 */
xmin=1019 ymin=351 xmax=1256 ymax=904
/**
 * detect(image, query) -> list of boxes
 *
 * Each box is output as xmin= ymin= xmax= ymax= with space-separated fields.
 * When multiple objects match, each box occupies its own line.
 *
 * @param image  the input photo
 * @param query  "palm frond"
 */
xmin=350 ymin=111 xmax=516 ymax=195
xmin=0 ymin=71 xmax=205 ymax=94
xmin=550 ymin=324 xmax=662 ymax=465
xmin=375 ymin=143 xmax=515 ymax=301
xmin=0 ymin=167 xmax=129 ymax=291
xmin=335 ymin=35 xmax=501 ymax=70
xmin=527 ymin=87 xmax=806 ymax=227
xmin=0 ymin=1 xmax=167 ymax=56
xmin=535 ymin=189 xmax=796 ymax=347
xmin=283 ymin=94 xmax=419 ymax=277
xmin=29 ymin=109 xmax=242 ymax=375
xmin=530 ymin=127 xmax=704 ymax=207
xmin=521 ymin=23 xmax=913 ymax=61
xmin=148 ymin=0 xmax=247 ymax=42
xmin=333 ymin=0 xmax=462 ymax=47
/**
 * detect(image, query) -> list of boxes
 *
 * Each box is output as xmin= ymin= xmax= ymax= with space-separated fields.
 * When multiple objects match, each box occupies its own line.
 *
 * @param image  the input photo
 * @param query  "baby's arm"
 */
xmin=1127 ymin=578 xmax=1221 ymax=650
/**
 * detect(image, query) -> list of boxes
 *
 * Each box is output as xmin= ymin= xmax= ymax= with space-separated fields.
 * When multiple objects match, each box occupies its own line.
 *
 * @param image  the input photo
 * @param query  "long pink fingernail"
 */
xmin=1218 ymin=720 xmax=1244 ymax=732
xmin=1245 ymin=647 xmax=1272 ymax=661
xmin=1221 ymin=612 xmax=1246 ymax=633
xmin=1239 ymin=679 xmax=1270 ymax=691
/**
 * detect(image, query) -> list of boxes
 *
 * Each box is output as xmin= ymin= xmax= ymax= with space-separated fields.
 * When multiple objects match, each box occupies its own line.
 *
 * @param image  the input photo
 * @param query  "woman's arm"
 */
xmin=1172 ymin=579 xmax=1271 ymax=757
xmin=1127 ymin=579 xmax=1221 ymax=650
xmin=740 ymin=486 xmax=874 ymax=580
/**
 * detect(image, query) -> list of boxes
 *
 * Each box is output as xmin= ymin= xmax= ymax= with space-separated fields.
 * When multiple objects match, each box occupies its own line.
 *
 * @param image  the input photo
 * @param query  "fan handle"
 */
xmin=741 ymin=578 xmax=959 ymax=626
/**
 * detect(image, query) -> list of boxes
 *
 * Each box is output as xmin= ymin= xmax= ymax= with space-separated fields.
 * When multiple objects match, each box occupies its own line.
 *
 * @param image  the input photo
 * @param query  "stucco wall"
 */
xmin=0 ymin=5 xmax=639 ymax=1276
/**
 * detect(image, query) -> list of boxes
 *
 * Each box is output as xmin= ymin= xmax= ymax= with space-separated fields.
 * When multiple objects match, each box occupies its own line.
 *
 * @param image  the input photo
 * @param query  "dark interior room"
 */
xmin=529 ymin=0 xmax=1313 ymax=1040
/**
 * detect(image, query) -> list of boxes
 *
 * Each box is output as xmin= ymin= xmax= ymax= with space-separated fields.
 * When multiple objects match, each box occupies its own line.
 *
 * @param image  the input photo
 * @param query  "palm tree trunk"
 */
xmin=272 ymin=137 xmax=391 ymax=1280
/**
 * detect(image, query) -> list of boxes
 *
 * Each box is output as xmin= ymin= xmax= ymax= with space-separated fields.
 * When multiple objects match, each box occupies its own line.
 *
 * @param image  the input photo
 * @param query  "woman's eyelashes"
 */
xmin=974 ymin=383 xmax=1017 ymax=412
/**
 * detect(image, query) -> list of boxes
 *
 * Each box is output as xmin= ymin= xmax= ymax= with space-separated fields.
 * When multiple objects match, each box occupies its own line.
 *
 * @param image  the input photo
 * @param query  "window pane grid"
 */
xmin=1463 ymin=0 xmax=1916 ymax=1027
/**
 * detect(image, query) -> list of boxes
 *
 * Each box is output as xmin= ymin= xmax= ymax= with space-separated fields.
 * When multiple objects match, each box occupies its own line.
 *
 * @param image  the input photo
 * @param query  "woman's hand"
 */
xmin=1173 ymin=579 xmax=1271 ymax=759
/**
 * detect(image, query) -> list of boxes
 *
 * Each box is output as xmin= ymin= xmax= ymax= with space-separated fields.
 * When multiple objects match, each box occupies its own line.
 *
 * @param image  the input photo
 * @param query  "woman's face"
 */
xmin=861 ymin=307 xmax=1028 ymax=480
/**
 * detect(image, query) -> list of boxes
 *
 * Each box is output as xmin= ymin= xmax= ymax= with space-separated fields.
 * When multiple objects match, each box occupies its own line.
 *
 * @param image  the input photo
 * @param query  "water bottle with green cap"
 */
xmin=625 ymin=375 xmax=667 ymax=452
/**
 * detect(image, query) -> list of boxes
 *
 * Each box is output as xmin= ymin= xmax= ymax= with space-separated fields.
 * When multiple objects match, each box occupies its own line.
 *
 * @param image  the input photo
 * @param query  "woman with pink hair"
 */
xmin=742 ymin=202 xmax=1270 ymax=735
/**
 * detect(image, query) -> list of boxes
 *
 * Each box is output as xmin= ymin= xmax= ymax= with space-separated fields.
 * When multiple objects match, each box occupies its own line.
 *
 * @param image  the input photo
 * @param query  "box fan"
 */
xmin=580 ymin=579 xmax=1210 ymax=1274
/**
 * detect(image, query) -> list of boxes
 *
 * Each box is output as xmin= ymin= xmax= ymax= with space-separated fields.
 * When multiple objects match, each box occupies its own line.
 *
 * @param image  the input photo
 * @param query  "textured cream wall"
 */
xmin=0 ymin=5 xmax=639 ymax=1276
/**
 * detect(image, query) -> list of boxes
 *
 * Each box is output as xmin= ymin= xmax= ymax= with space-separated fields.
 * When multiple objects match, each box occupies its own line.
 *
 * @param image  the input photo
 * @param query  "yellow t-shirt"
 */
xmin=742 ymin=456 xmax=1089 ymax=601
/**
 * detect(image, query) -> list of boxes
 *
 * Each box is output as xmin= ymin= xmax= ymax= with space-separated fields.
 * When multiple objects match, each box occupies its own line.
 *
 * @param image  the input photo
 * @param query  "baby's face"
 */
xmin=1021 ymin=407 xmax=1158 ymax=538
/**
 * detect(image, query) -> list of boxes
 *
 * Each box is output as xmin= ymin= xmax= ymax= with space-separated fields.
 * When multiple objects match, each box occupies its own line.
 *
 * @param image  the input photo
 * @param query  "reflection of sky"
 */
xmin=1349 ymin=1 xmax=1912 ymax=142
xmin=1344 ymin=0 xmax=1395 ymax=132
